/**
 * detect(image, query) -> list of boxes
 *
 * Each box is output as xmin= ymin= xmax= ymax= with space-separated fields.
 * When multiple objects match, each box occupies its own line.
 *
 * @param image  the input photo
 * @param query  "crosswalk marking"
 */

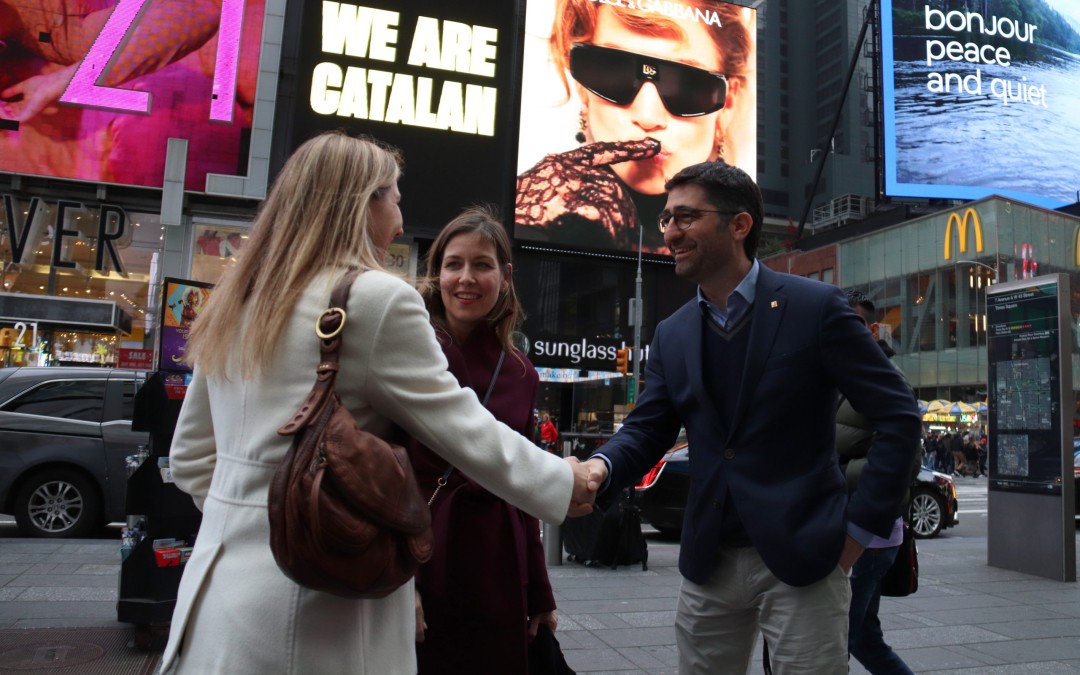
xmin=955 ymin=480 xmax=988 ymax=516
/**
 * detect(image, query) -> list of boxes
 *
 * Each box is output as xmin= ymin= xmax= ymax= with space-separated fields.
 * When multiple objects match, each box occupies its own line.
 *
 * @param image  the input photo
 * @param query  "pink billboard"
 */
xmin=0 ymin=0 xmax=265 ymax=191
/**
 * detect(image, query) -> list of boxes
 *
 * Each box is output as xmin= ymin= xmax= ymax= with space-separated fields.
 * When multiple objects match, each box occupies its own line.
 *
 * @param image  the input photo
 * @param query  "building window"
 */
xmin=821 ymin=268 xmax=834 ymax=285
xmin=192 ymin=222 xmax=249 ymax=285
xmin=0 ymin=198 xmax=168 ymax=364
xmin=1 ymin=379 xmax=106 ymax=422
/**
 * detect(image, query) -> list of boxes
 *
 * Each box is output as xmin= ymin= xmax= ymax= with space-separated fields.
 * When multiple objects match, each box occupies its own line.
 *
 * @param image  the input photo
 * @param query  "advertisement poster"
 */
xmin=160 ymin=278 xmax=212 ymax=372
xmin=282 ymin=0 xmax=521 ymax=232
xmin=514 ymin=0 xmax=757 ymax=255
xmin=882 ymin=0 xmax=1080 ymax=208
xmin=0 ymin=0 xmax=267 ymax=192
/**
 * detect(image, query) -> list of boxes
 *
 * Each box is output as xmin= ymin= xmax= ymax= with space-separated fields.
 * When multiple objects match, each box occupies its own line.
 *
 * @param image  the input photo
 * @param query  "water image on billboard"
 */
xmin=882 ymin=0 xmax=1080 ymax=208
xmin=0 ymin=0 xmax=266 ymax=192
xmin=514 ymin=0 xmax=757 ymax=256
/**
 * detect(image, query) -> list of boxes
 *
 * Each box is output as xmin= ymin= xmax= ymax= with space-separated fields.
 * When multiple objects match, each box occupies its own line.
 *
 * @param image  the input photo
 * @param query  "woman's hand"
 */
xmin=414 ymin=589 xmax=427 ymax=643
xmin=528 ymin=610 xmax=558 ymax=640
xmin=0 ymin=64 xmax=78 ymax=123
xmin=516 ymin=139 xmax=660 ymax=247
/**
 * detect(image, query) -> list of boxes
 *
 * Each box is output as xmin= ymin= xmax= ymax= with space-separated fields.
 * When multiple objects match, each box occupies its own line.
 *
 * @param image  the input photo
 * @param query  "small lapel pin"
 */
xmin=770 ymin=300 xmax=778 ymax=309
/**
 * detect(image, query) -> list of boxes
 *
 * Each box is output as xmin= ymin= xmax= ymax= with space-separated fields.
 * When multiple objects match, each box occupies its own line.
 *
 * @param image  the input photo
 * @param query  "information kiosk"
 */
xmin=986 ymin=273 xmax=1075 ymax=581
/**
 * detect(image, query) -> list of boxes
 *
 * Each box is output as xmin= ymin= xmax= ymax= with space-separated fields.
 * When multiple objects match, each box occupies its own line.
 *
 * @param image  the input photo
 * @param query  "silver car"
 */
xmin=0 ymin=367 xmax=148 ymax=537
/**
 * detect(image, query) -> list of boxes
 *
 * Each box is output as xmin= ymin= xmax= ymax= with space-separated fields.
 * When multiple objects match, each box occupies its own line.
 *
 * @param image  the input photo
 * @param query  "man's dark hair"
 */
xmin=665 ymin=161 xmax=764 ymax=259
xmin=845 ymin=289 xmax=875 ymax=315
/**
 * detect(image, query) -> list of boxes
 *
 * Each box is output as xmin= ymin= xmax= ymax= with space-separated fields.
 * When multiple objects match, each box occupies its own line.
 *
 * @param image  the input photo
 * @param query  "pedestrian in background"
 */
xmin=158 ymin=132 xmax=598 ymax=675
xmin=951 ymin=432 xmax=968 ymax=476
xmin=836 ymin=290 xmax=919 ymax=675
xmin=937 ymin=432 xmax=955 ymax=475
xmin=540 ymin=412 xmax=560 ymax=453
xmin=580 ymin=160 xmax=921 ymax=673
xmin=924 ymin=431 xmax=939 ymax=470
xmin=978 ymin=436 xmax=989 ymax=477
xmin=409 ymin=206 xmax=558 ymax=673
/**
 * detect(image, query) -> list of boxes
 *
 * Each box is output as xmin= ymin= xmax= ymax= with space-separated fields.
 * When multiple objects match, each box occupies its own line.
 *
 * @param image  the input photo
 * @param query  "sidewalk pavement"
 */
xmin=2 ymin=528 xmax=1080 ymax=673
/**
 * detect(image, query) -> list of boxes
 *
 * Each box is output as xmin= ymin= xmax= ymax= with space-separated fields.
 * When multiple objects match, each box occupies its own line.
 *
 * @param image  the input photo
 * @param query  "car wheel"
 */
xmin=909 ymin=488 xmax=945 ymax=539
xmin=13 ymin=469 xmax=102 ymax=538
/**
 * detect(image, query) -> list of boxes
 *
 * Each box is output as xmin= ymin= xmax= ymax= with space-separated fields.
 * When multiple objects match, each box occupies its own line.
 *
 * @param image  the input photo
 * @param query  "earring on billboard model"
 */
xmin=575 ymin=107 xmax=587 ymax=143
xmin=715 ymin=126 xmax=726 ymax=159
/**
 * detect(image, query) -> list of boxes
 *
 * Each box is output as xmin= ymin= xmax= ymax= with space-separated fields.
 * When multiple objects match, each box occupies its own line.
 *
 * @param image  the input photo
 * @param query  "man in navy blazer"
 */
xmin=585 ymin=162 xmax=920 ymax=673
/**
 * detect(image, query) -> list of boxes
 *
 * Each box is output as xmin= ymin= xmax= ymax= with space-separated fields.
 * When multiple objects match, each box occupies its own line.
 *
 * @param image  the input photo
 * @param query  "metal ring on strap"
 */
xmin=315 ymin=308 xmax=347 ymax=339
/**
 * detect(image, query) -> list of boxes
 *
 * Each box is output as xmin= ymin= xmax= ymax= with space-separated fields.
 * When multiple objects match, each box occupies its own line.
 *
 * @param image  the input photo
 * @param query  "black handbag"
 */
xmin=880 ymin=521 xmax=919 ymax=597
xmin=528 ymin=623 xmax=575 ymax=675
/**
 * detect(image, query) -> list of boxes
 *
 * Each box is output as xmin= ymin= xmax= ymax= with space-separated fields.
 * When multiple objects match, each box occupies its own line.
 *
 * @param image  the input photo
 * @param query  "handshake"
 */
xmin=564 ymin=457 xmax=609 ymax=518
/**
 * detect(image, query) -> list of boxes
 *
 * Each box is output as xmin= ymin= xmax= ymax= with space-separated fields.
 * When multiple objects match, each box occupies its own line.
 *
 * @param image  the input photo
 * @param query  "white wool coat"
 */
xmin=158 ymin=270 xmax=574 ymax=674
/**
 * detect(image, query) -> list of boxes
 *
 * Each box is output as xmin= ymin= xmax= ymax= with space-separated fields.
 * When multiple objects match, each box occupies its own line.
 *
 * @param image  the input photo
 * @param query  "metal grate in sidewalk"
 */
xmin=0 ymin=627 xmax=161 ymax=674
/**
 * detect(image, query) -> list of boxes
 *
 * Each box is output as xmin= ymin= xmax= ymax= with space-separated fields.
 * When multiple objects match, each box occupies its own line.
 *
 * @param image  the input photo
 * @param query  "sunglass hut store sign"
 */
xmin=308 ymin=2 xmax=499 ymax=136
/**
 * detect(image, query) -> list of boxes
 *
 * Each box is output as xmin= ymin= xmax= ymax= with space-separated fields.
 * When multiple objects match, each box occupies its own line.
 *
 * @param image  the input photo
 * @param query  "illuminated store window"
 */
xmin=191 ymin=222 xmax=249 ymax=285
xmin=0 ymin=199 xmax=166 ymax=365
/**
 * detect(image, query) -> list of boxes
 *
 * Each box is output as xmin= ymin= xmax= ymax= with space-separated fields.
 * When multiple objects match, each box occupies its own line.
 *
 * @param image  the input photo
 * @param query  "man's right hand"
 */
xmin=582 ymin=457 xmax=609 ymax=487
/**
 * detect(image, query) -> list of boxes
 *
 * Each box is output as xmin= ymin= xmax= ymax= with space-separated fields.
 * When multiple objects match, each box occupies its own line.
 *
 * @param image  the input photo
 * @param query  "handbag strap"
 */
xmin=481 ymin=349 xmax=507 ymax=408
xmin=278 ymin=270 xmax=361 ymax=436
xmin=427 ymin=349 xmax=506 ymax=505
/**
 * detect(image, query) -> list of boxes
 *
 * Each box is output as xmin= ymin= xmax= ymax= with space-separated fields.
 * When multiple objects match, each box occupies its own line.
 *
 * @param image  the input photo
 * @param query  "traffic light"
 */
xmin=615 ymin=347 xmax=629 ymax=374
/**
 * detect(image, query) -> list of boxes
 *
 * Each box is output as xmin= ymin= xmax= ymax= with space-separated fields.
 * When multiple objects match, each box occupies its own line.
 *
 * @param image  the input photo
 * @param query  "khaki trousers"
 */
xmin=676 ymin=545 xmax=851 ymax=675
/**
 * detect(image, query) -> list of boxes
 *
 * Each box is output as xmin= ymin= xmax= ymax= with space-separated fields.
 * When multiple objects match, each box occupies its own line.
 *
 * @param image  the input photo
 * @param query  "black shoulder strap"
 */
xmin=436 ymin=349 xmax=507 ymax=485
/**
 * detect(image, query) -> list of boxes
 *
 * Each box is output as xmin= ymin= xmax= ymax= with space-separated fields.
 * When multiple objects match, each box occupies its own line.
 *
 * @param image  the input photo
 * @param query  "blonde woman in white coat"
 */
xmin=158 ymin=131 xmax=601 ymax=675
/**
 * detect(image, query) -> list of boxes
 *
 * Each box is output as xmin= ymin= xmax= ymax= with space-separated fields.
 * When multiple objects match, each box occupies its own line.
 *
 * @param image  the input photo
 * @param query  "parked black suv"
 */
xmin=0 ymin=367 xmax=148 ymax=537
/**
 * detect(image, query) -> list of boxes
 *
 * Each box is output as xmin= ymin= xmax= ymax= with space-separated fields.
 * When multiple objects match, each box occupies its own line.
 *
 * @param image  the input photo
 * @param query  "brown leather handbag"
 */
xmin=268 ymin=270 xmax=433 ymax=598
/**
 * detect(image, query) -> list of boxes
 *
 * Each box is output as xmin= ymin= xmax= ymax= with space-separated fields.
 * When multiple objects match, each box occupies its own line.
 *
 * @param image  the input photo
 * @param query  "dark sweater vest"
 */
xmin=701 ymin=308 xmax=753 ymax=545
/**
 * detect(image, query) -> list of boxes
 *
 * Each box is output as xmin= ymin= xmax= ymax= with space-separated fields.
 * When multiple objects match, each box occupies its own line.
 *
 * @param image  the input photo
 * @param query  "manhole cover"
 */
xmin=0 ymin=642 xmax=106 ymax=670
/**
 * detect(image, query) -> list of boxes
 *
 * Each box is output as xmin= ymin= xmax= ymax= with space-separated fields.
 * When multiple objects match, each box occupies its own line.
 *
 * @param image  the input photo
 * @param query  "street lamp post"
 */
xmin=631 ymin=224 xmax=643 ymax=406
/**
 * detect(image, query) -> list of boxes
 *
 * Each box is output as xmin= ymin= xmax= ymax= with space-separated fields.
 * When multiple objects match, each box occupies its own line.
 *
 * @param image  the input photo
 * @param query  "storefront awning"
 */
xmin=0 ymin=293 xmax=134 ymax=335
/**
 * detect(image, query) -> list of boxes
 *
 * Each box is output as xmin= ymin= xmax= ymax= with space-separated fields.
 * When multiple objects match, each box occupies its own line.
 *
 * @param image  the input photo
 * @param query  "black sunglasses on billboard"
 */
xmin=569 ymin=43 xmax=729 ymax=118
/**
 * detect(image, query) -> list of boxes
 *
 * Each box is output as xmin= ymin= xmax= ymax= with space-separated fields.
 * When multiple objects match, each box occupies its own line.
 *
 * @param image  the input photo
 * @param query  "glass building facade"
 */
xmin=837 ymin=196 xmax=1080 ymax=402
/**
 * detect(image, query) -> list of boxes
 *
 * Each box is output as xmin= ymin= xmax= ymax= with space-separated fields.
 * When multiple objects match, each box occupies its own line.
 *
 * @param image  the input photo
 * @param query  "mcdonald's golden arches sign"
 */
xmin=943 ymin=208 xmax=983 ymax=260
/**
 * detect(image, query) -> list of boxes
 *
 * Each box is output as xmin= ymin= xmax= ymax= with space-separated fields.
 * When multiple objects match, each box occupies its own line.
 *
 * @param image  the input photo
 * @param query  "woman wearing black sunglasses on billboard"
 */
xmin=516 ymin=0 xmax=753 ymax=254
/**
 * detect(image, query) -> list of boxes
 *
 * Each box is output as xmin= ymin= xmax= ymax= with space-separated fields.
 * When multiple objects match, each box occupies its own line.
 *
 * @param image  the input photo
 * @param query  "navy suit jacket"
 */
xmin=599 ymin=265 xmax=921 ymax=587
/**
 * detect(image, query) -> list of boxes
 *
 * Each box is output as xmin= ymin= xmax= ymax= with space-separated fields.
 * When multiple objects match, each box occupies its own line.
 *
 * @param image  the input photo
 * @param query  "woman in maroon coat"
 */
xmin=411 ymin=206 xmax=558 ymax=673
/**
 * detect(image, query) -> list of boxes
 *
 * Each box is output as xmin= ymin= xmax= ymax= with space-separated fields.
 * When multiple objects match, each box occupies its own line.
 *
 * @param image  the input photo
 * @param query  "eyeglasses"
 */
xmin=569 ymin=43 xmax=729 ymax=118
xmin=658 ymin=208 xmax=740 ymax=233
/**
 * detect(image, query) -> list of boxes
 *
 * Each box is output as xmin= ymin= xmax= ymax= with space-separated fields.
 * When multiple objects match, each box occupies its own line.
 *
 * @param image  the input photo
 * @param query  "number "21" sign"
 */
xmin=59 ymin=0 xmax=246 ymax=122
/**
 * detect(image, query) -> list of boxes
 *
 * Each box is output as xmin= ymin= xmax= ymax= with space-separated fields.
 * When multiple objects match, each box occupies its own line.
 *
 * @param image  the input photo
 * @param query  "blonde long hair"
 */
xmin=185 ymin=131 xmax=403 ymax=377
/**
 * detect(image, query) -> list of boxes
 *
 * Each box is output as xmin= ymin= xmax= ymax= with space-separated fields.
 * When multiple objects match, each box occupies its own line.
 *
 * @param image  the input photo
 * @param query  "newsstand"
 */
xmin=117 ymin=371 xmax=202 ymax=649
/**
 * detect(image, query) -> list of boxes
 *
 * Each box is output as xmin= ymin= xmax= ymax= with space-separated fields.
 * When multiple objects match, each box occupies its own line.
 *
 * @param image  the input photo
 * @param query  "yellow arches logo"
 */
xmin=943 ymin=208 xmax=983 ymax=260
